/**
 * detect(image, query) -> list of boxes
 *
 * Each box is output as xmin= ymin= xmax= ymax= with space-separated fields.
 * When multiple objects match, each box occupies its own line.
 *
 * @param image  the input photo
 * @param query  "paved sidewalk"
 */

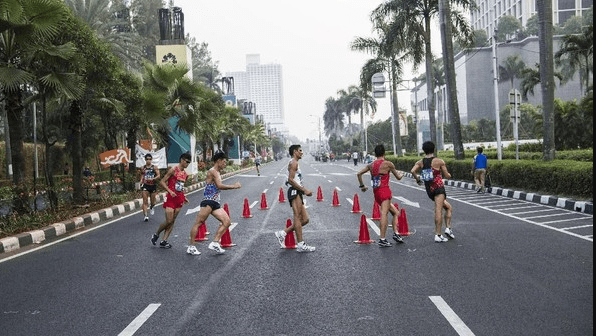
xmin=1 ymin=168 xmax=592 ymax=255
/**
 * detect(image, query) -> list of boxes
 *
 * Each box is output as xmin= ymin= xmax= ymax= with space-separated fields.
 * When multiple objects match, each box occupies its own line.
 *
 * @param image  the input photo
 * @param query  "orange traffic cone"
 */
xmin=354 ymin=214 xmax=375 ymax=244
xmin=278 ymin=187 xmax=286 ymax=203
xmin=316 ymin=186 xmax=324 ymax=202
xmin=351 ymin=194 xmax=362 ymax=213
xmin=220 ymin=227 xmax=236 ymax=247
xmin=283 ymin=219 xmax=296 ymax=249
xmin=260 ymin=192 xmax=269 ymax=210
xmin=371 ymin=201 xmax=381 ymax=220
xmin=398 ymin=208 xmax=413 ymax=236
xmin=223 ymin=203 xmax=230 ymax=217
xmin=332 ymin=188 xmax=341 ymax=207
xmin=194 ymin=221 xmax=209 ymax=241
xmin=242 ymin=198 xmax=253 ymax=218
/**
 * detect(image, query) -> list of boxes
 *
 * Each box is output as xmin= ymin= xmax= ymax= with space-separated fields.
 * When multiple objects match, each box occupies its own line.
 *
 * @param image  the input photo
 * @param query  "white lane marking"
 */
xmin=393 ymin=196 xmax=420 ymax=208
xmin=250 ymin=201 xmax=258 ymax=209
xmin=562 ymin=224 xmax=594 ymax=230
xmin=397 ymin=181 xmax=593 ymax=242
xmin=473 ymin=199 xmax=520 ymax=205
xmin=269 ymin=181 xmax=274 ymax=185
xmin=263 ymin=189 xmax=269 ymax=193
xmin=118 ymin=303 xmax=161 ymax=336
xmin=507 ymin=208 xmax=558 ymax=215
xmin=366 ymin=218 xmax=380 ymax=236
xmin=327 ymin=180 xmax=333 ymax=183
xmin=346 ymin=198 xmax=353 ymax=205
xmin=429 ymin=296 xmax=475 ymax=336
xmin=542 ymin=217 xmax=592 ymax=224
xmin=524 ymin=212 xmax=573 ymax=219
xmin=185 ymin=205 xmax=201 ymax=216
xmin=498 ymin=205 xmax=542 ymax=211
xmin=335 ymin=187 xmax=342 ymax=192
xmin=229 ymin=223 xmax=238 ymax=231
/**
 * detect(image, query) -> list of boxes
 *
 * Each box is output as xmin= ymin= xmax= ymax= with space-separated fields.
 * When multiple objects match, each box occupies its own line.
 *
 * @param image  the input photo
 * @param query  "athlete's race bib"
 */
xmin=421 ymin=168 xmax=434 ymax=182
xmin=290 ymin=189 xmax=298 ymax=196
xmin=371 ymin=176 xmax=381 ymax=188
xmin=175 ymin=181 xmax=185 ymax=192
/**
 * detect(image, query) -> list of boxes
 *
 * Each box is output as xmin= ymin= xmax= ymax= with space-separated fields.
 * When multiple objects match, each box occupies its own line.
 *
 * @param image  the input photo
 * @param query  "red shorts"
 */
xmin=373 ymin=187 xmax=392 ymax=205
xmin=163 ymin=193 xmax=185 ymax=209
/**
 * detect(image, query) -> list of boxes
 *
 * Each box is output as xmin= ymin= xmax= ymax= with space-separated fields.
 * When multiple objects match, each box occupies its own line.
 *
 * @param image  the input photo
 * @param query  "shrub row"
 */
xmin=413 ymin=148 xmax=593 ymax=162
xmin=390 ymin=155 xmax=593 ymax=200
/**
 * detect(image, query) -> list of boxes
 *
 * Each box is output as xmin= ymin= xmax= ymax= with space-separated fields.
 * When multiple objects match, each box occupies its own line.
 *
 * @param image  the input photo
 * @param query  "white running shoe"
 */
xmin=444 ymin=228 xmax=455 ymax=239
xmin=150 ymin=207 xmax=155 ymax=216
xmin=274 ymin=230 xmax=286 ymax=248
xmin=297 ymin=242 xmax=315 ymax=252
xmin=434 ymin=235 xmax=448 ymax=243
xmin=208 ymin=241 xmax=226 ymax=254
xmin=186 ymin=245 xmax=201 ymax=255
xmin=143 ymin=216 xmax=149 ymax=222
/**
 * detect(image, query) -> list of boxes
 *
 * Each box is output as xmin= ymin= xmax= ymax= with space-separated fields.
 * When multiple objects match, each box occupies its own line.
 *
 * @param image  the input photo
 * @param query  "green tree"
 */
xmin=471 ymin=29 xmax=489 ymax=47
xmin=0 ymin=0 xmax=70 ymax=187
xmin=323 ymin=97 xmax=344 ymax=137
xmin=555 ymin=24 xmax=593 ymax=96
xmin=496 ymin=15 xmax=523 ymax=42
xmin=499 ymin=54 xmax=526 ymax=97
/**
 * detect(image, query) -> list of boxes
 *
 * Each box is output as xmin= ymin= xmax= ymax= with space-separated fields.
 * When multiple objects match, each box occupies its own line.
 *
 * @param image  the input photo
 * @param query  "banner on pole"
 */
xmin=135 ymin=145 xmax=167 ymax=169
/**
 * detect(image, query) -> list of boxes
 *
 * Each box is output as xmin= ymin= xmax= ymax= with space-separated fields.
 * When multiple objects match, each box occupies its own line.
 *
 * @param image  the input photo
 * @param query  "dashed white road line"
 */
xmin=250 ymin=201 xmax=258 ymax=208
xmin=429 ymin=296 xmax=475 ymax=336
xmin=118 ymin=303 xmax=161 ymax=336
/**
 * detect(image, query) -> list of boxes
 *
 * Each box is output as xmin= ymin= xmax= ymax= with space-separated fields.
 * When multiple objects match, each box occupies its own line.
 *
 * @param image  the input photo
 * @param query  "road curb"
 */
xmin=0 ymin=166 xmax=256 ymax=255
xmin=402 ymin=172 xmax=592 ymax=215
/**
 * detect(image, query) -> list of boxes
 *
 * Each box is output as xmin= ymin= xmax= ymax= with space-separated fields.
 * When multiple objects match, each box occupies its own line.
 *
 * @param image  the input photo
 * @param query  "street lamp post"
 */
xmin=372 ymin=72 xmax=397 ymax=155
xmin=492 ymin=17 xmax=503 ymax=160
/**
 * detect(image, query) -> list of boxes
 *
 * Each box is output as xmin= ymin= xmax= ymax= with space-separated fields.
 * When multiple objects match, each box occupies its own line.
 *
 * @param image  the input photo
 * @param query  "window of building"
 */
xmin=582 ymin=0 xmax=592 ymax=7
xmin=558 ymin=0 xmax=576 ymax=9
xmin=558 ymin=10 xmax=576 ymax=24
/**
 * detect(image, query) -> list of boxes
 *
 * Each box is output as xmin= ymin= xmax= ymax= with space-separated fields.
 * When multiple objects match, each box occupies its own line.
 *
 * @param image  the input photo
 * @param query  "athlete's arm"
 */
xmin=213 ymin=170 xmax=241 ymax=190
xmin=288 ymin=161 xmax=311 ymax=196
xmin=160 ymin=167 xmax=176 ymax=196
xmin=439 ymin=160 xmax=452 ymax=179
xmin=387 ymin=161 xmax=404 ymax=180
xmin=411 ymin=161 xmax=423 ymax=185
xmin=153 ymin=165 xmax=161 ymax=180
xmin=356 ymin=164 xmax=371 ymax=192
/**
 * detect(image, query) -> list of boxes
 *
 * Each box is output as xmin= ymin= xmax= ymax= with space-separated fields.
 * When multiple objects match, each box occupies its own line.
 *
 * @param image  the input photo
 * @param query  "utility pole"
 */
xmin=413 ymin=78 xmax=420 ymax=156
xmin=492 ymin=25 xmax=503 ymax=161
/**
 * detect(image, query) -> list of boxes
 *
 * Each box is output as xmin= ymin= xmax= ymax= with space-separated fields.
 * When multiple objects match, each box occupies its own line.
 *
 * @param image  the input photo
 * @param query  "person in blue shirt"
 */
xmin=471 ymin=146 xmax=488 ymax=193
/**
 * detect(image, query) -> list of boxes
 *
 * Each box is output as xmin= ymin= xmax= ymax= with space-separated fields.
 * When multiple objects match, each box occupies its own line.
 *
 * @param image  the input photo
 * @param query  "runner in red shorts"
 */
xmin=150 ymin=153 xmax=191 ymax=249
xmin=356 ymin=144 xmax=405 ymax=247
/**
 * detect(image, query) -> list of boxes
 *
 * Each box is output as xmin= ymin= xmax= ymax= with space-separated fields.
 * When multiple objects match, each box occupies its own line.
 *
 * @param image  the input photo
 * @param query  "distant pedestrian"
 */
xmin=472 ymin=146 xmax=488 ymax=193
xmin=411 ymin=141 xmax=454 ymax=243
xmin=150 ymin=153 xmax=191 ymax=249
xmin=255 ymin=155 xmax=262 ymax=176
xmin=275 ymin=144 xmax=316 ymax=252
xmin=187 ymin=152 xmax=241 ymax=255
xmin=356 ymin=144 xmax=405 ymax=247
xmin=140 ymin=153 xmax=160 ymax=221
xmin=352 ymin=151 xmax=359 ymax=166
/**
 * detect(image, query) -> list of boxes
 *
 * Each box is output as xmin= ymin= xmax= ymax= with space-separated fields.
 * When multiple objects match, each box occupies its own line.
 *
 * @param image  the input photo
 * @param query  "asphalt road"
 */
xmin=0 ymin=157 xmax=592 ymax=336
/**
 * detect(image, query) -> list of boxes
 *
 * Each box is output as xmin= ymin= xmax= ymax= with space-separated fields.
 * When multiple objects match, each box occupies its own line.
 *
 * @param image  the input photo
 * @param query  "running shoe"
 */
xmin=378 ymin=239 xmax=392 ymax=247
xmin=444 ymin=228 xmax=455 ymax=239
xmin=208 ymin=241 xmax=226 ymax=254
xmin=296 ymin=242 xmax=315 ymax=252
xmin=159 ymin=240 xmax=172 ymax=248
xmin=274 ymin=230 xmax=286 ymax=248
xmin=150 ymin=206 xmax=155 ymax=216
xmin=434 ymin=235 xmax=448 ymax=243
xmin=150 ymin=234 xmax=158 ymax=245
xmin=186 ymin=245 xmax=201 ymax=255
xmin=392 ymin=233 xmax=404 ymax=243
xmin=144 ymin=216 xmax=149 ymax=222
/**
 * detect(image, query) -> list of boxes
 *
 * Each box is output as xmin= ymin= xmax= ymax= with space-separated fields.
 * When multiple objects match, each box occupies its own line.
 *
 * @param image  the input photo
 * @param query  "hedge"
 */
xmin=390 ymin=155 xmax=593 ymax=200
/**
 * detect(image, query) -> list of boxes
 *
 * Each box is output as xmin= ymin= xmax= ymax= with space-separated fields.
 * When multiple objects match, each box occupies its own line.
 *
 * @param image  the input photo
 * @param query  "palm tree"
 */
xmin=323 ymin=97 xmax=343 ymax=137
xmin=555 ymin=24 xmax=593 ymax=95
xmin=499 ymin=54 xmax=527 ymax=93
xmin=372 ymin=0 xmax=476 ymax=154
xmin=350 ymin=21 xmax=406 ymax=155
xmin=537 ymin=0 xmax=556 ymax=161
xmin=347 ymin=85 xmax=377 ymax=153
xmin=1 ymin=0 xmax=70 ymax=186
xmin=519 ymin=63 xmax=565 ymax=100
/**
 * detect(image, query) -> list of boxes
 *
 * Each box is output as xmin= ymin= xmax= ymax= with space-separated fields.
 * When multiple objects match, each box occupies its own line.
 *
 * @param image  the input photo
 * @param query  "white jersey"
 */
xmin=286 ymin=159 xmax=303 ymax=187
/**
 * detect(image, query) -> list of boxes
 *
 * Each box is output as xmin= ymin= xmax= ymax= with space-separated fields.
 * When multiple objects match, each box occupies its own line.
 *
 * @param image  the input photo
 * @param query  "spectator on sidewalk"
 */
xmin=471 ymin=146 xmax=488 ymax=193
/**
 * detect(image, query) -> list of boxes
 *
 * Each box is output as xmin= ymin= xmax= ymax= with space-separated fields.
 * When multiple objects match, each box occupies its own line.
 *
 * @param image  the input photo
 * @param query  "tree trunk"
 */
xmin=2 ymin=97 xmax=13 ymax=180
xmin=438 ymin=0 xmax=465 ymax=159
xmin=70 ymin=101 xmax=84 ymax=203
xmin=537 ymin=0 xmax=556 ymax=161
xmin=391 ymin=63 xmax=403 ymax=156
xmin=360 ymin=105 xmax=365 ymax=153
xmin=424 ymin=16 xmax=437 ymax=152
xmin=5 ymin=89 xmax=25 ymax=185
xmin=42 ymin=95 xmax=58 ymax=209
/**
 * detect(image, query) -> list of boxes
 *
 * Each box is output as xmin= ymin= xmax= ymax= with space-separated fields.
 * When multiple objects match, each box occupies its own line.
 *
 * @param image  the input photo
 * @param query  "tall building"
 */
xmin=471 ymin=0 xmax=593 ymax=32
xmin=225 ymin=54 xmax=286 ymax=132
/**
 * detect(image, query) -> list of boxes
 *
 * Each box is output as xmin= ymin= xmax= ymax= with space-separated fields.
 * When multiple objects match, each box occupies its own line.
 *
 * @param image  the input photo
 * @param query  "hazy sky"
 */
xmin=175 ymin=0 xmax=442 ymax=141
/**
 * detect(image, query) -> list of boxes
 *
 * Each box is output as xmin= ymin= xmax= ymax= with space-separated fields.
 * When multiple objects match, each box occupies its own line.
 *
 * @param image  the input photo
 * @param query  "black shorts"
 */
xmin=287 ymin=187 xmax=304 ymax=208
xmin=200 ymin=199 xmax=221 ymax=211
xmin=142 ymin=184 xmax=157 ymax=193
xmin=426 ymin=187 xmax=447 ymax=201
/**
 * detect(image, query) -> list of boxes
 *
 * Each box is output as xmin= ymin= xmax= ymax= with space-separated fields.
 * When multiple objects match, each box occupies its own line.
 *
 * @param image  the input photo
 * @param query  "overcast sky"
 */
xmin=175 ymin=0 xmax=442 ymax=141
